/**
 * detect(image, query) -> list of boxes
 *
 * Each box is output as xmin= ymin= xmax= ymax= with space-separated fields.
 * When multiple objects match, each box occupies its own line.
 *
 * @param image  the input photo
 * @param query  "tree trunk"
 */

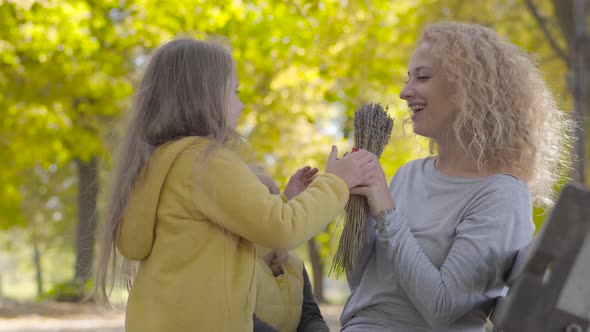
xmin=551 ymin=0 xmax=589 ymax=184
xmin=307 ymin=237 xmax=326 ymax=303
xmin=74 ymin=157 xmax=99 ymax=282
xmin=570 ymin=0 xmax=589 ymax=185
xmin=553 ymin=0 xmax=575 ymax=46
xmin=32 ymin=232 xmax=43 ymax=296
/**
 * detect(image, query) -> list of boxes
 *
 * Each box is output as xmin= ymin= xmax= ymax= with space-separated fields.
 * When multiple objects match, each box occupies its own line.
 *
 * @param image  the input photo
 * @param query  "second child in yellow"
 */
xmin=249 ymin=165 xmax=330 ymax=332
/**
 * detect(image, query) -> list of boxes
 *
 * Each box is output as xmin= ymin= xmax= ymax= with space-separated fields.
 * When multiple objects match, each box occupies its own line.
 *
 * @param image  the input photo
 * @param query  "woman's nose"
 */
xmin=399 ymin=84 xmax=415 ymax=100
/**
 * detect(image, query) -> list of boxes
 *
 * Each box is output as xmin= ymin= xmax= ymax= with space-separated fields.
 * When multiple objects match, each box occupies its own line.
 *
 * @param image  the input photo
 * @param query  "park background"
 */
xmin=0 ymin=0 xmax=588 ymax=330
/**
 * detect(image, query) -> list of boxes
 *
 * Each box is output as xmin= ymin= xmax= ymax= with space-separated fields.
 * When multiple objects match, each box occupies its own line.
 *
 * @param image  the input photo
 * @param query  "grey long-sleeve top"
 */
xmin=340 ymin=157 xmax=535 ymax=332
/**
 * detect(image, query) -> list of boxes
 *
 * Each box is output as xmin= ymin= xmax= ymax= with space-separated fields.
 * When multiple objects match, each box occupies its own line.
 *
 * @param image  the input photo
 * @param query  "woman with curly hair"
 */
xmin=340 ymin=22 xmax=573 ymax=331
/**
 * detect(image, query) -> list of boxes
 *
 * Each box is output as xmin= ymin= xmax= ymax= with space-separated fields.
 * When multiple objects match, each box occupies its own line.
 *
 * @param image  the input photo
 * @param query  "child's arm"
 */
xmin=187 ymin=147 xmax=349 ymax=250
xmin=296 ymin=267 xmax=330 ymax=332
xmin=248 ymin=164 xmax=280 ymax=195
xmin=250 ymin=166 xmax=329 ymax=331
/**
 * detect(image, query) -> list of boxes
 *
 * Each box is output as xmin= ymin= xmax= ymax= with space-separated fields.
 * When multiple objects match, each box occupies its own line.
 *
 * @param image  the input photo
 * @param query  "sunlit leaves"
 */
xmin=0 ymin=0 xmax=576 ymax=256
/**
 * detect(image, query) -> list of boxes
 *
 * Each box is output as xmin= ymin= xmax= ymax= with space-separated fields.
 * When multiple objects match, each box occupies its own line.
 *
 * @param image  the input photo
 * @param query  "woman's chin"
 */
xmin=412 ymin=123 xmax=423 ymax=136
xmin=412 ymin=124 xmax=433 ymax=139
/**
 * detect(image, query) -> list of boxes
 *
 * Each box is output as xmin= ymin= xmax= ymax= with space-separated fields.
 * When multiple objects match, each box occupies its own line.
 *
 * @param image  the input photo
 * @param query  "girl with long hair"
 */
xmin=95 ymin=39 xmax=377 ymax=332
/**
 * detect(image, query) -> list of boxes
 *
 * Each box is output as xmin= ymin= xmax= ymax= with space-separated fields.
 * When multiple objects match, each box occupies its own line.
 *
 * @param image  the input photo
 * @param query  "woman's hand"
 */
xmin=284 ymin=166 xmax=319 ymax=200
xmin=349 ymin=153 xmax=396 ymax=218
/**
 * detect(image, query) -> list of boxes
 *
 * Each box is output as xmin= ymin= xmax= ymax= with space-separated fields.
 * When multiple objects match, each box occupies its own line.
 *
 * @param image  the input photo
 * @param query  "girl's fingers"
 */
xmin=300 ymin=165 xmax=311 ymax=173
xmin=327 ymin=145 xmax=339 ymax=162
xmin=343 ymin=149 xmax=368 ymax=160
xmin=356 ymin=149 xmax=378 ymax=162
xmin=360 ymin=160 xmax=377 ymax=172
xmin=351 ymin=149 xmax=369 ymax=159
xmin=293 ymin=166 xmax=312 ymax=180
xmin=305 ymin=174 xmax=318 ymax=186
xmin=304 ymin=168 xmax=319 ymax=178
xmin=356 ymin=154 xmax=373 ymax=165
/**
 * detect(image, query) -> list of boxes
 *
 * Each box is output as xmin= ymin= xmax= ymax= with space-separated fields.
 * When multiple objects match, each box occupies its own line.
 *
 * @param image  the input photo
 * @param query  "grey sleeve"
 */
xmin=376 ymin=188 xmax=533 ymax=329
xmin=345 ymin=215 xmax=377 ymax=291
xmin=297 ymin=267 xmax=329 ymax=332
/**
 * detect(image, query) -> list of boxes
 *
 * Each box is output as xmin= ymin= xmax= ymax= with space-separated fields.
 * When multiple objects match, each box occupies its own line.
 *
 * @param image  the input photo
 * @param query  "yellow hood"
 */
xmin=116 ymin=137 xmax=204 ymax=260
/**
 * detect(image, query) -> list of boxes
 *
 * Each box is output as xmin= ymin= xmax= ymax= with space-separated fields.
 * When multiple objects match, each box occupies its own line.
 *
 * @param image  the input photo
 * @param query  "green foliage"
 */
xmin=0 ymin=0 xmax=141 ymax=228
xmin=40 ymin=278 xmax=92 ymax=302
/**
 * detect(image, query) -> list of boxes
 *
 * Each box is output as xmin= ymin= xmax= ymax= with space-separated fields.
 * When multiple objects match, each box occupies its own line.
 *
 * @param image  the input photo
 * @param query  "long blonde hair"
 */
xmin=95 ymin=39 xmax=240 ymax=305
xmin=420 ymin=22 xmax=573 ymax=208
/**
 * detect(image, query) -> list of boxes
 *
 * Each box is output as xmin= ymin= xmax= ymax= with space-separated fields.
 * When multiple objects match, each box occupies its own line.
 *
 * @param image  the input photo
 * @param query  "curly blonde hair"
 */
xmin=420 ymin=22 xmax=573 ymax=208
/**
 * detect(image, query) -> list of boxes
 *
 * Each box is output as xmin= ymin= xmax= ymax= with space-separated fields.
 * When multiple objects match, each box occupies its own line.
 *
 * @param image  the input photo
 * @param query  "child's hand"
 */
xmin=261 ymin=251 xmax=277 ymax=265
xmin=284 ymin=166 xmax=319 ymax=200
xmin=325 ymin=145 xmax=376 ymax=188
xmin=261 ymin=251 xmax=286 ymax=277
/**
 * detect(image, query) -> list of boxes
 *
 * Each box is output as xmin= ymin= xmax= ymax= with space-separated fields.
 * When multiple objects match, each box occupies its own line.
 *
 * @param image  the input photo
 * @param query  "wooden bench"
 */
xmin=491 ymin=183 xmax=590 ymax=332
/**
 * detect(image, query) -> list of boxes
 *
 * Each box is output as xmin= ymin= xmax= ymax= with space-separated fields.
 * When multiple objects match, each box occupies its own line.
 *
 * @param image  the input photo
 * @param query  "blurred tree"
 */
xmin=0 ymin=0 xmax=144 ymax=288
xmin=535 ymin=0 xmax=590 ymax=185
xmin=18 ymin=163 xmax=77 ymax=296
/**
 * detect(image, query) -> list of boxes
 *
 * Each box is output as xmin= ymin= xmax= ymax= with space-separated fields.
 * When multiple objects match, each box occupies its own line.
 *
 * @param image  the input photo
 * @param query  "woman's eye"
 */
xmin=405 ymin=76 xmax=429 ymax=83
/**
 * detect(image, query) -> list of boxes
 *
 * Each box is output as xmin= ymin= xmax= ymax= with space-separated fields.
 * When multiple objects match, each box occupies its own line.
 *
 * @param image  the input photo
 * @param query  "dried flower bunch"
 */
xmin=332 ymin=102 xmax=394 ymax=273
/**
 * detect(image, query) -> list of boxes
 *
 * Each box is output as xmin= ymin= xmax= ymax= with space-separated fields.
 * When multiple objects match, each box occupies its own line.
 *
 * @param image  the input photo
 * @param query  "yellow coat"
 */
xmin=254 ymin=253 xmax=304 ymax=332
xmin=117 ymin=137 xmax=348 ymax=332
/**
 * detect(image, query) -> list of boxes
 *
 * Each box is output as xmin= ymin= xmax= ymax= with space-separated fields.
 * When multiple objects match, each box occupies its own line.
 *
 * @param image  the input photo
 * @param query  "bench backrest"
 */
xmin=490 ymin=184 xmax=590 ymax=332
